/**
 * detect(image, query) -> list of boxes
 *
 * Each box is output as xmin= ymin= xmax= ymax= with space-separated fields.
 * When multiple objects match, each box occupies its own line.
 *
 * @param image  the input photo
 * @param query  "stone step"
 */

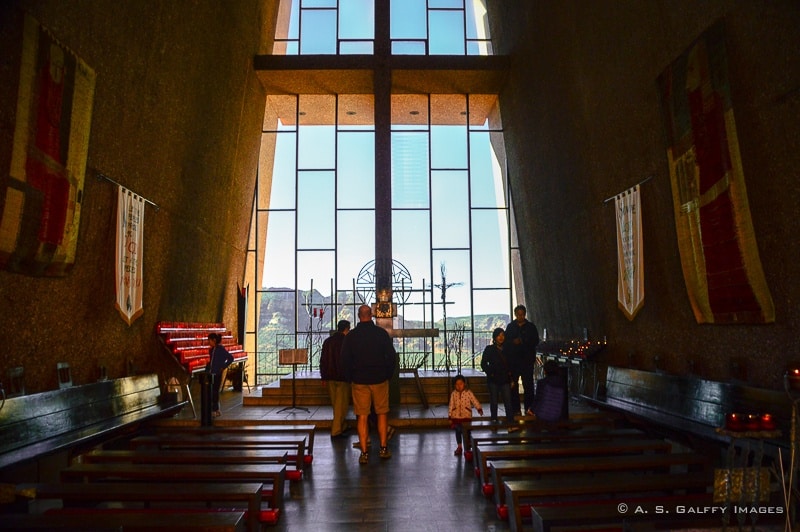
xmin=241 ymin=369 xmax=513 ymax=408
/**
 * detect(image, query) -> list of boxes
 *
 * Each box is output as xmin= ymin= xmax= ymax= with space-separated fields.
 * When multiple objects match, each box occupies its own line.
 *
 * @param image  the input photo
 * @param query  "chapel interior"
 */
xmin=0 ymin=1 xmax=799 ymax=530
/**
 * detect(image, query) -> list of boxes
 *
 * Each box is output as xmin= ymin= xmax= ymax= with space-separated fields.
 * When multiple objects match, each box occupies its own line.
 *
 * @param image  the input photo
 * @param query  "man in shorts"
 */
xmin=342 ymin=304 xmax=398 ymax=464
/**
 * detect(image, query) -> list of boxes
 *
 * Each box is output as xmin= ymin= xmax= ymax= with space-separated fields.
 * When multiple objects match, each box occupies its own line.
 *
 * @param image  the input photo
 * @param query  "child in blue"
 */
xmin=448 ymin=374 xmax=483 ymax=456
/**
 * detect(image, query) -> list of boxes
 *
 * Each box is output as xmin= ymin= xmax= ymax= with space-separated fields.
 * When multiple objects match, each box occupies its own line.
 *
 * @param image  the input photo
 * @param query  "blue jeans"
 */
xmin=487 ymin=381 xmax=514 ymax=423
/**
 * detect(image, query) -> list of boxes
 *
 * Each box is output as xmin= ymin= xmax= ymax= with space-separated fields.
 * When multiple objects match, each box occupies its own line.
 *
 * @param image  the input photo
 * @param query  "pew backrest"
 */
xmin=0 ymin=374 xmax=184 ymax=470
xmin=587 ymin=366 xmax=789 ymax=442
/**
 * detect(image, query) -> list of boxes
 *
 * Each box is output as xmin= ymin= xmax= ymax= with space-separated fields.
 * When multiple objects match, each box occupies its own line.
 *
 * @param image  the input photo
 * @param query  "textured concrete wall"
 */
xmin=0 ymin=1 xmax=274 ymax=392
xmin=489 ymin=0 xmax=800 ymax=389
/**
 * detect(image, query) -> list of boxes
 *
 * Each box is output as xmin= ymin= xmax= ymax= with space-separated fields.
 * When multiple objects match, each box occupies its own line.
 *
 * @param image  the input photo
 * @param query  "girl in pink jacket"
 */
xmin=448 ymin=374 xmax=483 ymax=456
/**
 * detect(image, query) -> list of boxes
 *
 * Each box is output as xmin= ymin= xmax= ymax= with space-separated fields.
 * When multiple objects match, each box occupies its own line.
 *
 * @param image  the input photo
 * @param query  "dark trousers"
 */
xmin=511 ymin=361 xmax=535 ymax=414
xmin=453 ymin=423 xmax=463 ymax=445
xmin=487 ymin=381 xmax=514 ymax=423
xmin=211 ymin=372 xmax=222 ymax=411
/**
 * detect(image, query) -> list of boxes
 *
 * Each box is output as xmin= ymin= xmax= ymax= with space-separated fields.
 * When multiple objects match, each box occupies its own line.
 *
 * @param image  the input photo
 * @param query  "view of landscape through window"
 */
xmin=247 ymin=0 xmax=520 ymax=384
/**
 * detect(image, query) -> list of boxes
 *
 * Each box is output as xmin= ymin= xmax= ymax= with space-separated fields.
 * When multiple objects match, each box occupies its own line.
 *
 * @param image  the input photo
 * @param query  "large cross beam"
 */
xmin=252 ymin=0 xmax=508 ymax=336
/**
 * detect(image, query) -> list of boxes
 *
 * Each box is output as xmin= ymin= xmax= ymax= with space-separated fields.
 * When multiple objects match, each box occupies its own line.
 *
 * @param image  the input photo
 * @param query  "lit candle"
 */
xmin=745 ymin=414 xmax=761 ymax=431
xmin=725 ymin=413 xmax=744 ymax=431
xmin=760 ymin=413 xmax=776 ymax=431
xmin=787 ymin=369 xmax=800 ymax=391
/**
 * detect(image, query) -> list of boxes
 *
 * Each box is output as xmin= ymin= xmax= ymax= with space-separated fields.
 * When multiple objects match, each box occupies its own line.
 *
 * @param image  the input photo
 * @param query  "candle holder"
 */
xmin=725 ymin=413 xmax=745 ymax=431
xmin=744 ymin=413 xmax=761 ymax=431
xmin=786 ymin=369 xmax=800 ymax=393
xmin=759 ymin=413 xmax=776 ymax=431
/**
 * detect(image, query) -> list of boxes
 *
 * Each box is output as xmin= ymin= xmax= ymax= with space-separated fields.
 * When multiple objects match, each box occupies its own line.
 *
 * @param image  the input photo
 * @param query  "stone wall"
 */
xmin=0 ymin=0 xmax=276 ymax=392
xmin=489 ymin=0 xmax=800 ymax=388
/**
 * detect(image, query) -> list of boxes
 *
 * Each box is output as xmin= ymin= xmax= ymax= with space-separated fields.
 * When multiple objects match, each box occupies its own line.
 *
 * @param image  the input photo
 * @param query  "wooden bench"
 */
xmin=17 ymin=482 xmax=264 ymax=532
xmin=489 ymin=451 xmax=711 ymax=511
xmin=0 ymin=374 xmax=185 ymax=471
xmin=156 ymin=321 xmax=247 ymax=375
xmin=529 ymin=494 xmax=722 ymax=532
xmin=59 ymin=462 xmax=285 ymax=512
xmin=474 ymin=438 xmax=671 ymax=488
xmin=0 ymin=510 xmax=246 ymax=531
xmin=128 ymin=432 xmax=307 ymax=479
xmin=149 ymin=422 xmax=317 ymax=459
xmin=504 ymin=471 xmax=713 ymax=532
xmin=79 ymin=448 xmax=288 ymax=466
xmin=469 ymin=427 xmax=646 ymax=468
xmin=585 ymin=366 xmax=789 ymax=446
xmin=462 ymin=412 xmax=621 ymax=455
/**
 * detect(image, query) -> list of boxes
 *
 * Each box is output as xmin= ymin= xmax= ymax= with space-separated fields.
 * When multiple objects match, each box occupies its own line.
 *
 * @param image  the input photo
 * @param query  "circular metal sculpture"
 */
xmin=354 ymin=259 xmax=413 ymax=305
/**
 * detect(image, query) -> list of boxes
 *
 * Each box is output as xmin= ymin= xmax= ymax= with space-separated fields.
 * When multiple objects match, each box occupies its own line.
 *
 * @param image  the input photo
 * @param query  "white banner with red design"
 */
xmin=615 ymin=184 xmax=644 ymax=320
xmin=115 ymin=186 xmax=144 ymax=325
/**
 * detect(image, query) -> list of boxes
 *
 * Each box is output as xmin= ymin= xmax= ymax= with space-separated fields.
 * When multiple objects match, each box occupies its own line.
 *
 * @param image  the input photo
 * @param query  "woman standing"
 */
xmin=480 ymin=327 xmax=517 ymax=429
xmin=207 ymin=332 xmax=234 ymax=417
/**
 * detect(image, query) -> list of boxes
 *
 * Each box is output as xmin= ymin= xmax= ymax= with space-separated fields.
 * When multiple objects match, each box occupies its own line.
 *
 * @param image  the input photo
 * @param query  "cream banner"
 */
xmin=615 ymin=184 xmax=644 ymax=320
xmin=115 ymin=186 xmax=144 ymax=325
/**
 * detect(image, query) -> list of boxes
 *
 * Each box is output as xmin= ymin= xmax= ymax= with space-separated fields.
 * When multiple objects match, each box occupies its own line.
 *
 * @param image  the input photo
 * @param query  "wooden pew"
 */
xmin=0 ymin=374 xmax=185 ymax=471
xmin=129 ymin=432 xmax=307 ymax=480
xmin=503 ymin=471 xmax=713 ymax=532
xmin=462 ymin=412 xmax=621 ymax=453
xmin=469 ymin=427 xmax=646 ymax=467
xmin=0 ymin=510 xmax=246 ymax=531
xmin=59 ymin=463 xmax=285 ymax=512
xmin=150 ymin=423 xmax=317 ymax=459
xmin=530 ymin=496 xmax=722 ymax=532
xmin=80 ymin=448 xmax=288 ymax=466
xmin=474 ymin=438 xmax=671 ymax=488
xmin=17 ymin=482 xmax=263 ymax=532
xmin=586 ymin=366 xmax=789 ymax=445
xmin=489 ymin=451 xmax=710 ymax=510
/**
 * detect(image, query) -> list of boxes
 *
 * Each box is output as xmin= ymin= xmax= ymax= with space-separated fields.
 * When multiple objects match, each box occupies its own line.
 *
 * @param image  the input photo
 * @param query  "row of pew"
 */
xmin=461 ymin=413 xmax=729 ymax=532
xmin=6 ymin=422 xmax=317 ymax=531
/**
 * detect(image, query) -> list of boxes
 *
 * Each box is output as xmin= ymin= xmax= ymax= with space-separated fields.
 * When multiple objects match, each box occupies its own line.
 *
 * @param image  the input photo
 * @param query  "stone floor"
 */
xmin=199 ymin=384 xmax=518 ymax=531
xmin=173 ymin=385 xmax=780 ymax=531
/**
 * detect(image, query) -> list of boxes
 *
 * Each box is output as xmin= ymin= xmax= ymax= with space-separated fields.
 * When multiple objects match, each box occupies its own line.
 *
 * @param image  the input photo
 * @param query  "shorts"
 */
xmin=351 ymin=381 xmax=390 ymax=416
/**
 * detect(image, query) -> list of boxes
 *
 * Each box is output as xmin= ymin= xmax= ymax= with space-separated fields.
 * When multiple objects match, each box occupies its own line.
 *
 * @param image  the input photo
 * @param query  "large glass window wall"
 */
xmin=246 ymin=0 xmax=517 ymax=384
xmin=273 ymin=0 xmax=492 ymax=56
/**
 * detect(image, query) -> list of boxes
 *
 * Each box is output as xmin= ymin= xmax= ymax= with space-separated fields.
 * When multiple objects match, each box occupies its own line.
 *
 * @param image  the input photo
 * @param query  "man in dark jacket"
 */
xmin=341 ymin=304 xmax=398 ymax=464
xmin=320 ymin=319 xmax=351 ymax=437
xmin=504 ymin=304 xmax=540 ymax=416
